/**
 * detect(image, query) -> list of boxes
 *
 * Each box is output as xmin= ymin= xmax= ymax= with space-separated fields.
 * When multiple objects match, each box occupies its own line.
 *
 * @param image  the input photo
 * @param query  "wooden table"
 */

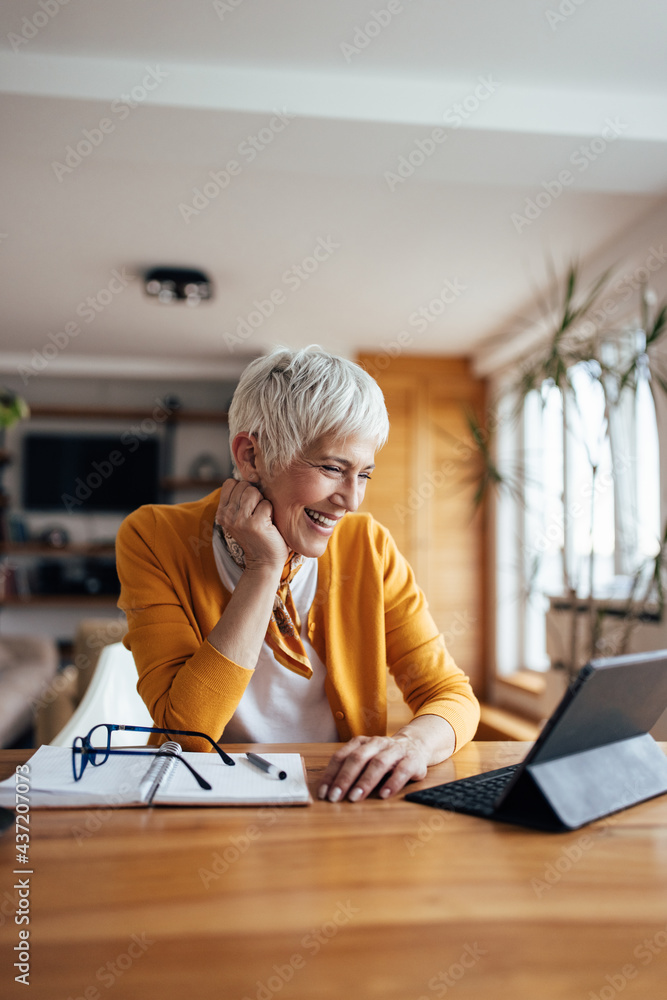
xmin=2 ymin=742 xmax=667 ymax=1000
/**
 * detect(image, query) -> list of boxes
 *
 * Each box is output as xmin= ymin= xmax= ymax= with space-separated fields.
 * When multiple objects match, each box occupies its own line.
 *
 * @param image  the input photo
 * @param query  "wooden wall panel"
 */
xmin=424 ymin=392 xmax=484 ymax=687
xmin=357 ymin=355 xmax=487 ymax=698
xmin=362 ymin=379 xmax=418 ymax=560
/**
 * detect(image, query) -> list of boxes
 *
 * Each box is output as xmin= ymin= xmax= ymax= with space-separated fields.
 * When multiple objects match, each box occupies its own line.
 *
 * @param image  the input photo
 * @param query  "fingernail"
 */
xmin=328 ymin=787 xmax=342 ymax=803
xmin=317 ymin=784 xmax=328 ymax=800
xmin=348 ymin=787 xmax=363 ymax=802
xmin=379 ymin=786 xmax=392 ymax=799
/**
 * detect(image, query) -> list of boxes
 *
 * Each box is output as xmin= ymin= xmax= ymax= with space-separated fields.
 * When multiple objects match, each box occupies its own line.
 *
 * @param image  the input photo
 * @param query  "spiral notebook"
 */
xmin=0 ymin=744 xmax=312 ymax=807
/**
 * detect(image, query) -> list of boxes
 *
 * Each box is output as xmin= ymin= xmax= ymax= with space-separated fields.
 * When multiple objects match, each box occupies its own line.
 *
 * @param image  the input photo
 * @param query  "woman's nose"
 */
xmin=332 ymin=476 xmax=364 ymax=512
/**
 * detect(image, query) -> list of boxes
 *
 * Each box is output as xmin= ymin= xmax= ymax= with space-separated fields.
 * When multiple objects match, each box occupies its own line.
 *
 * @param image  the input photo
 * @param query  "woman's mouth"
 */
xmin=304 ymin=507 xmax=338 ymax=528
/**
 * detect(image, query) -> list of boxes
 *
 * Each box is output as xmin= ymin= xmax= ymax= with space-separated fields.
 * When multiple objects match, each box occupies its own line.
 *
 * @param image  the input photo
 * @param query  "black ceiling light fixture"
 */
xmin=144 ymin=267 xmax=213 ymax=306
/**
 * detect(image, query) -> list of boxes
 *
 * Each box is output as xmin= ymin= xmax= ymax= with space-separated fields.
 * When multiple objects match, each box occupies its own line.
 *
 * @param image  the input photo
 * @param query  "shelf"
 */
xmin=497 ymin=670 xmax=546 ymax=696
xmin=549 ymin=596 xmax=662 ymax=622
xmin=164 ymin=410 xmax=228 ymax=424
xmin=477 ymin=704 xmax=541 ymax=742
xmin=1 ymin=543 xmax=115 ymax=557
xmin=160 ymin=478 xmax=221 ymax=492
xmin=28 ymin=405 xmax=228 ymax=423
xmin=0 ymin=392 xmax=234 ymax=634
xmin=0 ymin=594 xmax=119 ymax=607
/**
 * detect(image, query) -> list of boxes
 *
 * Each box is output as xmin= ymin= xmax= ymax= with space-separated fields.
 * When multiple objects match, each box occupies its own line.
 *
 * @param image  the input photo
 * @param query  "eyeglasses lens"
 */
xmin=87 ymin=724 xmax=113 ymax=767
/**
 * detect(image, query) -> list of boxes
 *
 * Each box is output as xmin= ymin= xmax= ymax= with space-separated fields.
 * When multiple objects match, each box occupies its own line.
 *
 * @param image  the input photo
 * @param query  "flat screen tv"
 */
xmin=22 ymin=433 xmax=160 ymax=514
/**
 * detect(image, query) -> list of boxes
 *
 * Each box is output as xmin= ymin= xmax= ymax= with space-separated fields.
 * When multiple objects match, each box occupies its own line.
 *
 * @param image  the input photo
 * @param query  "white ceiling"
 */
xmin=1 ymin=0 xmax=667 ymax=380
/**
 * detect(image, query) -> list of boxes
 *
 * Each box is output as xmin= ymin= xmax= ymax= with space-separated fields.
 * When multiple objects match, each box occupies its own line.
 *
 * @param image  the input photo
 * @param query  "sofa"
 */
xmin=0 ymin=634 xmax=59 ymax=747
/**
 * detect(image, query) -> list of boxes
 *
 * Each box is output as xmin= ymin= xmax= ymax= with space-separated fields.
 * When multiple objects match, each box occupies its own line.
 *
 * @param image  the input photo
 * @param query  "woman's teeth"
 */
xmin=305 ymin=508 xmax=336 ymax=527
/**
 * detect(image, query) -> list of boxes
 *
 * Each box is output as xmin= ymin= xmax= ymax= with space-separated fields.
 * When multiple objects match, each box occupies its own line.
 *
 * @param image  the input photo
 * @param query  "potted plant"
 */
xmin=0 ymin=388 xmax=30 ymax=542
xmin=469 ymin=263 xmax=667 ymax=684
xmin=0 ymin=387 xmax=29 ymax=434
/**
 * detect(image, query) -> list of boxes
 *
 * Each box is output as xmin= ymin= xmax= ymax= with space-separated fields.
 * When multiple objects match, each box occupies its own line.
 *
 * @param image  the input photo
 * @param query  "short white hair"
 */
xmin=228 ymin=346 xmax=389 ymax=473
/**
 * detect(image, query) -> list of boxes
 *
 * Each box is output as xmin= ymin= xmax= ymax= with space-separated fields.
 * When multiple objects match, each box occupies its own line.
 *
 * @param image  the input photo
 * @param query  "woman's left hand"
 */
xmin=318 ymin=733 xmax=430 ymax=803
xmin=318 ymin=716 xmax=457 ymax=803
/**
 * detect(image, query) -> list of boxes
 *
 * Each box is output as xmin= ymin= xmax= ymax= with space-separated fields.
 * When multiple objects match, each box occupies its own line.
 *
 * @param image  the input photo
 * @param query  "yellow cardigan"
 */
xmin=116 ymin=489 xmax=480 ymax=752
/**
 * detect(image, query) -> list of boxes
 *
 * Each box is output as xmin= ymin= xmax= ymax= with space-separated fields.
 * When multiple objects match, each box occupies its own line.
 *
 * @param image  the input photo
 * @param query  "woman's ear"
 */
xmin=231 ymin=433 xmax=261 ymax=482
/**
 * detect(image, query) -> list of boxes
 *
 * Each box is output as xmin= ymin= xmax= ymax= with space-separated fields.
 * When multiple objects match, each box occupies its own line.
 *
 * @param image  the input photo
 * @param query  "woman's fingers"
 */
xmin=215 ymin=478 xmax=288 ymax=568
xmin=217 ymin=478 xmax=263 ymax=521
xmin=318 ymin=736 xmax=428 ymax=803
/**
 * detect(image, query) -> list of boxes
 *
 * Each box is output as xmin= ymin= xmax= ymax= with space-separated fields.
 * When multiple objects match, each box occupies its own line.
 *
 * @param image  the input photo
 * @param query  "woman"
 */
xmin=116 ymin=347 xmax=479 ymax=802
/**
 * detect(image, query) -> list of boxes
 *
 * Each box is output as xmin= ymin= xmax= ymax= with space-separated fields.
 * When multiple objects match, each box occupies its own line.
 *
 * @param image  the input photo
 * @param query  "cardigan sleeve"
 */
xmin=115 ymin=505 xmax=254 ymax=751
xmin=380 ymin=523 xmax=480 ymax=750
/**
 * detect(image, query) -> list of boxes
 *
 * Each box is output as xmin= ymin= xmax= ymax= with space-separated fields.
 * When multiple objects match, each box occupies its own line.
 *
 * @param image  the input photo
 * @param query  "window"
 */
xmin=494 ymin=348 xmax=661 ymax=675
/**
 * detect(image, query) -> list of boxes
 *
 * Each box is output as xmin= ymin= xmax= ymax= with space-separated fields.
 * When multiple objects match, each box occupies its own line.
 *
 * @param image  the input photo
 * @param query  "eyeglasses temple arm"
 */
xmin=165 ymin=752 xmax=212 ymax=790
xmin=155 ymin=728 xmax=235 ymax=766
xmin=72 ymin=747 xmax=212 ymax=790
xmin=87 ymin=725 xmax=235 ymax=767
xmin=212 ymin=744 xmax=235 ymax=766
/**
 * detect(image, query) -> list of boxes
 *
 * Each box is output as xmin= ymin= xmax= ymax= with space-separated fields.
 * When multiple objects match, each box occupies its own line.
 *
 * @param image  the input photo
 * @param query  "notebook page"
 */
xmin=0 ymin=745 xmax=157 ymax=806
xmin=156 ymin=752 xmax=310 ymax=803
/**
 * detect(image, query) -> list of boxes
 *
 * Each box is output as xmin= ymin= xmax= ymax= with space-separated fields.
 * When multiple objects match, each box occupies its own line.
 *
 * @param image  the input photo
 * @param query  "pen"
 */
xmin=245 ymin=752 xmax=287 ymax=780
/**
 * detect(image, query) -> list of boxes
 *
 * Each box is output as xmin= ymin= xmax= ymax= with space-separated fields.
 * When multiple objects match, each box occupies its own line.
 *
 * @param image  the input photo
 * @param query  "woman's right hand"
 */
xmin=215 ymin=478 xmax=289 ymax=574
xmin=207 ymin=479 xmax=290 ymax=669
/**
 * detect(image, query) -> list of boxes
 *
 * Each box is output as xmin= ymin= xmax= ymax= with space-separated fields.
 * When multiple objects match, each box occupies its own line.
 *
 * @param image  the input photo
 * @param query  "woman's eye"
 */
xmin=320 ymin=466 xmax=371 ymax=480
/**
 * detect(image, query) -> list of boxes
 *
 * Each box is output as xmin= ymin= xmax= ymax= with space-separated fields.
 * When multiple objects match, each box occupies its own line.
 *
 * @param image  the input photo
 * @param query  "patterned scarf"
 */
xmin=214 ymin=524 xmax=313 ymax=679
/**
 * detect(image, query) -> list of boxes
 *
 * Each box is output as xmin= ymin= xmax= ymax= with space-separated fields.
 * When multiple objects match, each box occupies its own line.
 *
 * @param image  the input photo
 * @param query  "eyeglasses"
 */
xmin=71 ymin=723 xmax=235 ymax=785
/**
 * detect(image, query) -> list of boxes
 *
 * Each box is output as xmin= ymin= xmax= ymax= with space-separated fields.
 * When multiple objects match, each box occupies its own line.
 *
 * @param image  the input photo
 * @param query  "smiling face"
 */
xmin=250 ymin=431 xmax=376 ymax=558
